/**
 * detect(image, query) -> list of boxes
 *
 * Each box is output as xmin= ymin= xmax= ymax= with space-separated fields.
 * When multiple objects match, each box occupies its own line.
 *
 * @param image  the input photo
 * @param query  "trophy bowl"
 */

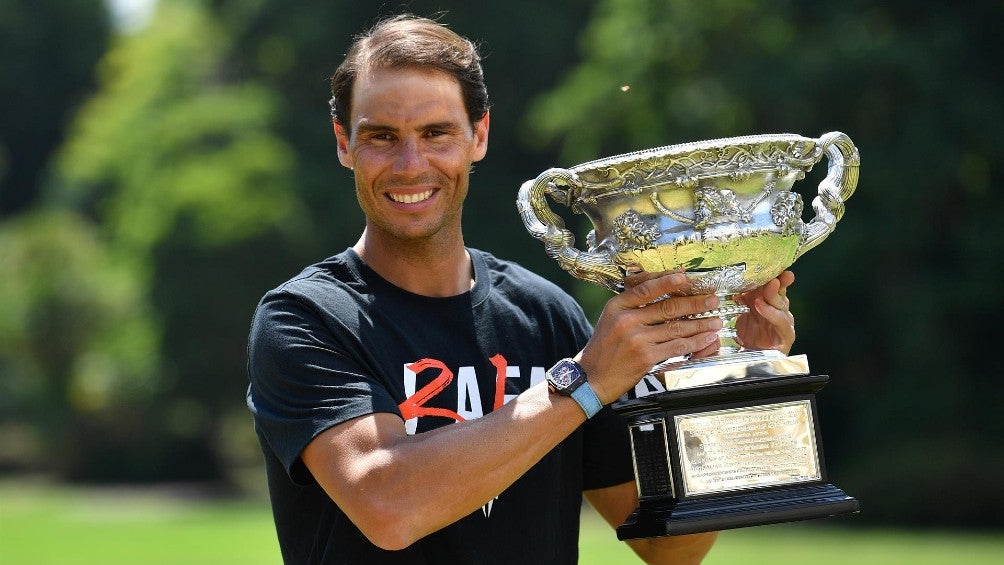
xmin=518 ymin=131 xmax=859 ymax=385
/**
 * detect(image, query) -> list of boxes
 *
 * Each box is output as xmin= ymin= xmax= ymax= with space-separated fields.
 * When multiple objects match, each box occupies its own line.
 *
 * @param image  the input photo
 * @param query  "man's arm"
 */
xmin=303 ymin=384 xmax=588 ymax=550
xmin=585 ymin=482 xmax=718 ymax=564
xmin=301 ymin=272 xmax=723 ymax=550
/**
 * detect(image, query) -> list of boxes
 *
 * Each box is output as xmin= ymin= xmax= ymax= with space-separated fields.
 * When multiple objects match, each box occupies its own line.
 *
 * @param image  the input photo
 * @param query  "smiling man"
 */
xmin=335 ymin=64 xmax=487 ymax=295
xmin=246 ymin=14 xmax=796 ymax=565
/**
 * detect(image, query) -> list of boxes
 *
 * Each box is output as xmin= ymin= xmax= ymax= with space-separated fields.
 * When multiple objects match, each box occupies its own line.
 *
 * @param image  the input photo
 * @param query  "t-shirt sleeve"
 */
xmin=246 ymin=291 xmax=400 ymax=485
xmin=557 ymin=292 xmax=635 ymax=491
xmin=581 ymin=404 xmax=635 ymax=490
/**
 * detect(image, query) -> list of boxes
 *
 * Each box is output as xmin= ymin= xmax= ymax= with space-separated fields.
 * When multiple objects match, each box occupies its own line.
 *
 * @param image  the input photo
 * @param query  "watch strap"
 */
xmin=569 ymin=381 xmax=603 ymax=419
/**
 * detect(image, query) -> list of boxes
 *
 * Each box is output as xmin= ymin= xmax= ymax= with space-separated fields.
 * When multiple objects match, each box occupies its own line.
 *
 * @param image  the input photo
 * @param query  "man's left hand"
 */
xmin=733 ymin=270 xmax=796 ymax=355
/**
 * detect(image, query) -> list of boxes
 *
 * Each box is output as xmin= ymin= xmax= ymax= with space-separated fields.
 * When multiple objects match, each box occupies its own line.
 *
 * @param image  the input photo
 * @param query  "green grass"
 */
xmin=0 ymin=481 xmax=280 ymax=565
xmin=579 ymin=508 xmax=1004 ymax=564
xmin=2 ymin=481 xmax=1001 ymax=564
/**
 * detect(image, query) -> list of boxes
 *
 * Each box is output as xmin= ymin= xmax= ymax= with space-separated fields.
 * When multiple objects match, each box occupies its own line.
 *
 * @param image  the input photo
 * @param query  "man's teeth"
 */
xmin=389 ymin=190 xmax=433 ymax=204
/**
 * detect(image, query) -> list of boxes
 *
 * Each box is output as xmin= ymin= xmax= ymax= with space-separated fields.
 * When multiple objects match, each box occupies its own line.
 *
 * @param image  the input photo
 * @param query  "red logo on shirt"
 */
xmin=397 ymin=353 xmax=514 ymax=424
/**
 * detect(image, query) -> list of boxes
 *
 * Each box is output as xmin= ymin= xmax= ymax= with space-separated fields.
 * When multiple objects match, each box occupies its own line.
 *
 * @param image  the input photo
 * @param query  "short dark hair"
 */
xmin=329 ymin=14 xmax=489 ymax=133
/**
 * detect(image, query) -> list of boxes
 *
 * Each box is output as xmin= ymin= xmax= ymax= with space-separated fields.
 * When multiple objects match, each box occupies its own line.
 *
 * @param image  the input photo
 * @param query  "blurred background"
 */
xmin=1 ymin=0 xmax=1001 ymax=562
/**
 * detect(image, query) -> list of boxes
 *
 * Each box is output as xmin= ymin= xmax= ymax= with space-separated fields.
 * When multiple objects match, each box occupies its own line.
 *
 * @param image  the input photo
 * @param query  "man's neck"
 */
xmin=353 ymin=230 xmax=474 ymax=297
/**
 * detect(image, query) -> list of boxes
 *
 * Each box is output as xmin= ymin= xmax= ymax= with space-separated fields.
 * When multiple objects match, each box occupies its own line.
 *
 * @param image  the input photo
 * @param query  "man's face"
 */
xmin=334 ymin=66 xmax=489 ymax=244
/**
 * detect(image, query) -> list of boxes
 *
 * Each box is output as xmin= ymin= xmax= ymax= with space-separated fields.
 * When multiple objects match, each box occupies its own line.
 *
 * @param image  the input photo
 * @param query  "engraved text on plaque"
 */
xmin=675 ymin=400 xmax=821 ymax=496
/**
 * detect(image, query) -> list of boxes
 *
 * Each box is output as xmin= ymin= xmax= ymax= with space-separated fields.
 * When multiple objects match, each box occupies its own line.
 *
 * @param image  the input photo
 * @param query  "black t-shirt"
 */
xmin=247 ymin=248 xmax=634 ymax=564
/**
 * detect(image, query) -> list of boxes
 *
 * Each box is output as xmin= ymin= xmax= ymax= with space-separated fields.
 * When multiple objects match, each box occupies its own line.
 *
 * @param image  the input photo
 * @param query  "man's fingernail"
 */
xmin=670 ymin=273 xmax=686 ymax=284
xmin=705 ymin=295 xmax=720 ymax=308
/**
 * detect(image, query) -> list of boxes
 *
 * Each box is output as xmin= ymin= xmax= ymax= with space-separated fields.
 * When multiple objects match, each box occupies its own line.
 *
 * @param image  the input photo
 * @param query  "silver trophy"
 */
xmin=518 ymin=132 xmax=860 ymax=538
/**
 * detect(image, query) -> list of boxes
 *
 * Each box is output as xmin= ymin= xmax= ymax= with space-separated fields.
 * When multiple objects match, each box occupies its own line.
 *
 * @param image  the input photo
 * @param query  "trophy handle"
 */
xmin=517 ymin=168 xmax=624 ymax=292
xmin=794 ymin=131 xmax=861 ymax=260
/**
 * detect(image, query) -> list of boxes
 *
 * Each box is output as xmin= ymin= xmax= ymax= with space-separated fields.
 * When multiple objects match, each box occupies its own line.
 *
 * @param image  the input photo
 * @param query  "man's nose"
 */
xmin=393 ymin=137 xmax=427 ymax=173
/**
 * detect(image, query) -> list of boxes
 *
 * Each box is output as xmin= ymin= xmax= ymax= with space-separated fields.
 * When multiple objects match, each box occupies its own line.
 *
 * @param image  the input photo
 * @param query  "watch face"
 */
xmin=549 ymin=359 xmax=582 ymax=391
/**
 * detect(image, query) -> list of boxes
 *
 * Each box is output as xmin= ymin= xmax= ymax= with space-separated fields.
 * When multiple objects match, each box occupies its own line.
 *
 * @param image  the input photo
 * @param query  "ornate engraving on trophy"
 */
xmin=675 ymin=400 xmax=821 ymax=496
xmin=613 ymin=210 xmax=662 ymax=251
xmin=694 ymin=188 xmax=750 ymax=229
xmin=771 ymin=191 xmax=805 ymax=234
xmin=612 ymin=140 xmax=816 ymax=195
xmin=688 ymin=264 xmax=747 ymax=296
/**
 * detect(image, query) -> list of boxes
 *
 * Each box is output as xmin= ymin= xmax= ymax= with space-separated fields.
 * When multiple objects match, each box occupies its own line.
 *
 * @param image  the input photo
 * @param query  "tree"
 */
xmin=0 ymin=210 xmax=159 ymax=478
xmin=0 ymin=0 xmax=110 ymax=215
xmin=39 ymin=0 xmax=299 ymax=481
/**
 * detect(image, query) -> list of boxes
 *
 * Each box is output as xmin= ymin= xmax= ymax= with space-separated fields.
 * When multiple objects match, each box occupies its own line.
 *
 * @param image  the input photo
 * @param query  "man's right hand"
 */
xmin=576 ymin=271 xmax=722 ymax=404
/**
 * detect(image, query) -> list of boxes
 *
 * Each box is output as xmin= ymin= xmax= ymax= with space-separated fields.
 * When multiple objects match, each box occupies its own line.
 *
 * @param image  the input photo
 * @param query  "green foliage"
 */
xmin=0 ymin=210 xmax=159 ymax=473
xmin=527 ymin=0 xmax=782 ymax=161
xmin=0 ymin=0 xmax=110 ymax=214
xmin=10 ymin=0 xmax=302 ymax=480
xmin=55 ymin=0 xmax=298 ymax=259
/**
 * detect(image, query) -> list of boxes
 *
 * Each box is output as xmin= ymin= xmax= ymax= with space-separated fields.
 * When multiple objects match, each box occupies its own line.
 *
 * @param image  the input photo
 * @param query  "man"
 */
xmin=247 ymin=14 xmax=796 ymax=564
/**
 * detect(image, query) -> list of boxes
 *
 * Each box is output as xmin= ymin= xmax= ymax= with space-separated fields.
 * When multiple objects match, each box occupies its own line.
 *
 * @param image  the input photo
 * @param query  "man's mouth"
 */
xmin=388 ymin=190 xmax=434 ymax=204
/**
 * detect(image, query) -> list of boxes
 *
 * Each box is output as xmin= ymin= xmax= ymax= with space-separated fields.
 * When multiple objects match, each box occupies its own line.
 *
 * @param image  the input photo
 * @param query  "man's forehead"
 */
xmin=353 ymin=66 xmax=462 ymax=98
xmin=350 ymin=66 xmax=466 ymax=125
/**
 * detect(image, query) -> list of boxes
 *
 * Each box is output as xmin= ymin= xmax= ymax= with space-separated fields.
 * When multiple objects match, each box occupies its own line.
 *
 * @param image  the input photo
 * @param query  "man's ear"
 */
xmin=470 ymin=110 xmax=490 ymax=163
xmin=333 ymin=121 xmax=353 ymax=169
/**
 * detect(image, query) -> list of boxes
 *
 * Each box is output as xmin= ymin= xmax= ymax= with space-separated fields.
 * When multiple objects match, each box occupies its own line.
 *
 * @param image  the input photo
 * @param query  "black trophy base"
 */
xmin=613 ymin=373 xmax=861 ymax=539
xmin=617 ymin=483 xmax=860 ymax=540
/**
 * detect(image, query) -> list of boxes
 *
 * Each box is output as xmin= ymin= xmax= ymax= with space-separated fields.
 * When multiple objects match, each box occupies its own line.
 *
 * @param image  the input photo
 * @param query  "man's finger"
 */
xmin=621 ymin=272 xmax=688 ymax=307
xmin=623 ymin=268 xmax=682 ymax=289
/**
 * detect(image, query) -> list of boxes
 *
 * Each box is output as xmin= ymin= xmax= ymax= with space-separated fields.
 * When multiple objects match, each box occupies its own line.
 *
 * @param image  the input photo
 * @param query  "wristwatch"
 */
xmin=546 ymin=358 xmax=603 ymax=418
